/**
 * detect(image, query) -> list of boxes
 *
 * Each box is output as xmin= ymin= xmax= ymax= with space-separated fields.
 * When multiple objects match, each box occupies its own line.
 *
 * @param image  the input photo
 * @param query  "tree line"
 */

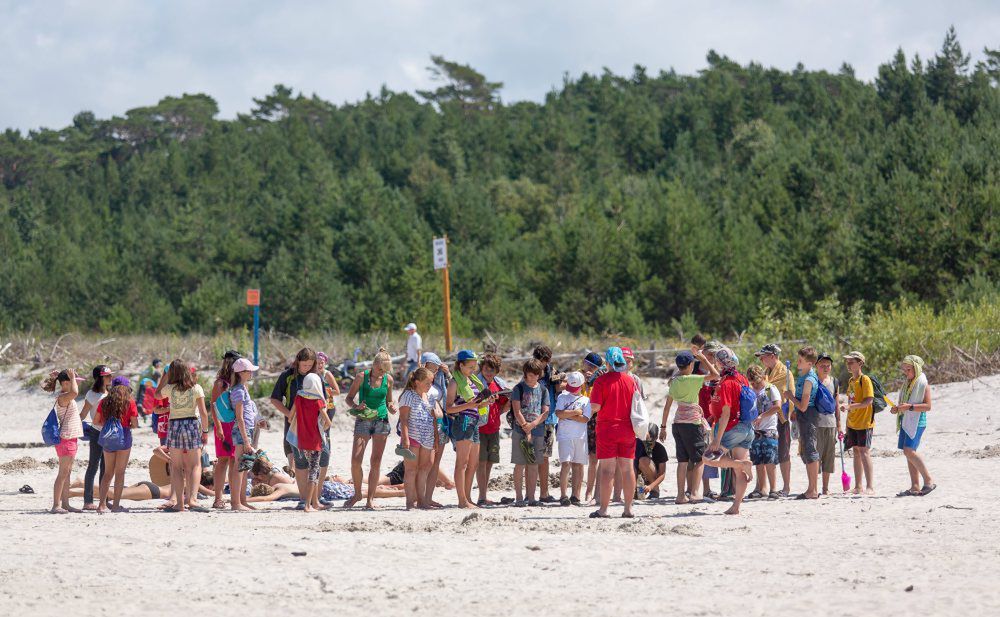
xmin=1 ymin=27 xmax=997 ymax=337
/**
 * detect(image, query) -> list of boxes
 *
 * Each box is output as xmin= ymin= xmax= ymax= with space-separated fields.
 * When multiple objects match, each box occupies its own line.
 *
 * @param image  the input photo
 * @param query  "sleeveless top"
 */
xmin=453 ymin=372 xmax=486 ymax=420
xmin=360 ymin=370 xmax=389 ymax=420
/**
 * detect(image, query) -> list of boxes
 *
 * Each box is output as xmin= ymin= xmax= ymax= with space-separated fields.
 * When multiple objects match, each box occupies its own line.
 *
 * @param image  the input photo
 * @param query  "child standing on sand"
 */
xmin=510 ymin=359 xmax=551 ymax=506
xmin=746 ymin=365 xmax=781 ymax=500
xmin=45 ymin=369 xmax=83 ymax=513
xmin=842 ymin=351 xmax=876 ymax=494
xmin=228 ymin=358 xmax=260 ymax=512
xmin=96 ymin=380 xmax=140 ymax=513
xmin=292 ymin=372 xmax=332 ymax=511
xmin=660 ymin=349 xmax=718 ymax=504
xmin=555 ymin=371 xmax=591 ymax=506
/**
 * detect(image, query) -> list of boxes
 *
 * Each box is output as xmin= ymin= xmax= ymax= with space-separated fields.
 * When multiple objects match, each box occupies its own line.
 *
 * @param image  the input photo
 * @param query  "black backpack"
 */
xmin=865 ymin=373 xmax=889 ymax=414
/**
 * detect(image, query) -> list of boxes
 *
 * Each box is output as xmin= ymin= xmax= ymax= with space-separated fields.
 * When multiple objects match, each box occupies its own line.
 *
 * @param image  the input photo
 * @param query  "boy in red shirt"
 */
xmin=589 ymin=347 xmax=638 ymax=519
xmin=476 ymin=353 xmax=510 ymax=505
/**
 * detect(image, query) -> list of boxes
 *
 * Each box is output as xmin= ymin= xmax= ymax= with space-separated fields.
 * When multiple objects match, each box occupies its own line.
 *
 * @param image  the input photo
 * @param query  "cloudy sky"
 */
xmin=2 ymin=0 xmax=997 ymax=131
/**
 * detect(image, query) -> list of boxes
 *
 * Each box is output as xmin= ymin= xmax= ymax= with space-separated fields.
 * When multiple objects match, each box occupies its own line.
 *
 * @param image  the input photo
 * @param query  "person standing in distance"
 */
xmin=404 ymin=323 xmax=423 ymax=380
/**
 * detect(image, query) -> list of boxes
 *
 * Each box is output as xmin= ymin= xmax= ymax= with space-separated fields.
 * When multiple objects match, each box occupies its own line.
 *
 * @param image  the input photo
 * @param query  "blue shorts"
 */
xmin=232 ymin=425 xmax=255 ymax=447
xmin=450 ymin=414 xmax=480 ymax=444
xmin=898 ymin=425 xmax=926 ymax=451
xmin=750 ymin=431 xmax=779 ymax=465
xmin=720 ymin=422 xmax=754 ymax=451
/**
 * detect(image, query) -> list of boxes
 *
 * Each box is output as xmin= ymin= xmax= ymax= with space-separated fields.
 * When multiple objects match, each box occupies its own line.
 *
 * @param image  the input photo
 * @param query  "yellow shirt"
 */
xmin=161 ymin=383 xmax=205 ymax=420
xmin=846 ymin=375 xmax=875 ymax=430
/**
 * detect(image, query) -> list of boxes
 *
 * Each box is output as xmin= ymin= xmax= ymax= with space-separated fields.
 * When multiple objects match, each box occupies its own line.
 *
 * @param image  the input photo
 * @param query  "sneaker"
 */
xmin=559 ymin=497 xmax=571 ymax=507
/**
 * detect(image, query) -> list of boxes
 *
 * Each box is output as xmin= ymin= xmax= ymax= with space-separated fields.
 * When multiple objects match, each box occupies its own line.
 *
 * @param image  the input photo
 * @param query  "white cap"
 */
xmin=565 ymin=371 xmax=585 ymax=388
xmin=299 ymin=373 xmax=324 ymax=400
xmin=403 ymin=323 xmax=417 ymax=332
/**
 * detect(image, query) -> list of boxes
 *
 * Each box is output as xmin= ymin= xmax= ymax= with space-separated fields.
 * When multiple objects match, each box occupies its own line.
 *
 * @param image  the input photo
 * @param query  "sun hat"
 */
xmin=421 ymin=352 xmax=444 ymax=366
xmin=675 ymin=350 xmax=695 ymax=368
xmin=457 ymin=350 xmax=478 ymax=362
xmin=232 ymin=358 xmax=259 ymax=373
xmin=842 ymin=351 xmax=866 ymax=365
xmin=299 ymin=373 xmax=324 ymax=400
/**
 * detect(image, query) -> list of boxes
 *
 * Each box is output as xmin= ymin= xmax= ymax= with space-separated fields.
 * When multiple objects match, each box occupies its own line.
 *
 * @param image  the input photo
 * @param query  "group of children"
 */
xmin=41 ymin=337 xmax=936 ymax=515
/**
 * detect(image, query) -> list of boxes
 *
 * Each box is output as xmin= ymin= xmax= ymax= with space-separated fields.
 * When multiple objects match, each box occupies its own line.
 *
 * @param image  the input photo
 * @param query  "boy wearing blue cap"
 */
xmin=660 ymin=347 xmax=718 ymax=503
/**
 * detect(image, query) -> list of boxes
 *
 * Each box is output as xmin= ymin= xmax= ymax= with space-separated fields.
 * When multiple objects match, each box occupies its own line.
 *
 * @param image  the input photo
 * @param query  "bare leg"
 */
xmin=571 ymin=463 xmax=583 ymax=499
xmin=805 ymin=461 xmax=820 ymax=498
xmin=596 ymin=459 xmax=614 ymax=515
xmin=98 ymin=450 xmax=116 ymax=513
xmin=513 ymin=464 xmax=525 ymax=502
xmin=618 ymin=457 xmax=637 ymax=516
xmin=424 ymin=439 xmax=445 ymax=507
xmin=465 ymin=443 xmax=480 ymax=503
xmin=822 ymin=471 xmax=831 ymax=495
xmin=538 ymin=456 xmax=550 ymax=499
xmin=675 ymin=463 xmax=689 ymax=504
xmin=904 ymin=449 xmax=932 ymax=488
xmin=687 ymin=463 xmax=703 ymax=500
xmin=453 ymin=440 xmax=474 ymax=508
xmin=213 ymin=457 xmax=231 ymax=508
xmin=560 ymin=463 xmax=570 ymax=499
xmin=229 ymin=445 xmax=250 ymax=511
xmin=476 ymin=460 xmax=494 ymax=504
xmin=365 ymin=435 xmax=387 ymax=508
xmin=345 ymin=435 xmax=369 ymax=508
xmin=187 ymin=448 xmax=201 ymax=507
xmin=860 ymin=448 xmax=875 ymax=493
xmin=295 ymin=466 xmax=312 ymax=511
xmin=586 ymin=454 xmax=598 ymax=502
xmin=51 ymin=456 xmax=75 ymax=513
xmin=416 ymin=448 xmax=433 ymax=508
xmin=403 ymin=455 xmax=419 ymax=510
xmin=111 ymin=449 xmax=130 ymax=510
xmin=765 ymin=464 xmax=776 ymax=494
xmin=525 ymin=464 xmax=539 ymax=502
xmin=851 ymin=447 xmax=864 ymax=493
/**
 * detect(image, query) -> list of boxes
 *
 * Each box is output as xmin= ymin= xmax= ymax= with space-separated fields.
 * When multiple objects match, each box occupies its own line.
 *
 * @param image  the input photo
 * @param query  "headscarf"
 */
xmin=605 ymin=347 xmax=628 ymax=373
xmin=898 ymin=355 xmax=927 ymax=436
xmin=714 ymin=347 xmax=740 ymax=378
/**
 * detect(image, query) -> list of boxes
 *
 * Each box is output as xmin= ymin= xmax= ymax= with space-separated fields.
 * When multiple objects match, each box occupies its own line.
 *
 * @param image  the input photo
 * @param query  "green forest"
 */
xmin=2 ymin=28 xmax=998 ymax=337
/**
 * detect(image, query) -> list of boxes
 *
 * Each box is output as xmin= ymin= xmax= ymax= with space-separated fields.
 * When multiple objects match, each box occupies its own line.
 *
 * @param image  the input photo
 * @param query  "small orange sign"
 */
xmin=246 ymin=289 xmax=260 ymax=306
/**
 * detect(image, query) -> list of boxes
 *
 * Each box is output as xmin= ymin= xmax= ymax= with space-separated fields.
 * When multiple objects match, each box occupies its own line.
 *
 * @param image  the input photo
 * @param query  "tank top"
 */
xmin=360 ymin=370 xmax=389 ymax=420
xmin=453 ymin=372 xmax=486 ymax=420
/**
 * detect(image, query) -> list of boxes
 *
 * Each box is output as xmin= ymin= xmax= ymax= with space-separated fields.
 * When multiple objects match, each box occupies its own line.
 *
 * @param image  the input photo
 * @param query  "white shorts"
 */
xmin=558 ymin=439 xmax=588 ymax=465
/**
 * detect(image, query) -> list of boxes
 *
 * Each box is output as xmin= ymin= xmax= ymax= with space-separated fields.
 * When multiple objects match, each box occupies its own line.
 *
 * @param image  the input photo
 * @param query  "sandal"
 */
xmin=896 ymin=488 xmax=920 ymax=497
xmin=746 ymin=490 xmax=764 ymax=500
xmin=499 ymin=497 xmax=515 ymax=505
xmin=621 ymin=512 xmax=635 ymax=519
xmin=918 ymin=484 xmax=937 ymax=496
xmin=589 ymin=510 xmax=610 ymax=519
xmin=767 ymin=491 xmax=781 ymax=500
xmin=18 ymin=485 xmax=34 ymax=494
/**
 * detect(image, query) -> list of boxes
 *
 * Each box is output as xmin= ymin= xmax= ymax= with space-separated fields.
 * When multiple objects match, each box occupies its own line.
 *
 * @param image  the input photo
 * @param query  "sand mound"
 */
xmin=0 ymin=456 xmax=42 ymax=473
xmin=953 ymin=444 xmax=1000 ymax=459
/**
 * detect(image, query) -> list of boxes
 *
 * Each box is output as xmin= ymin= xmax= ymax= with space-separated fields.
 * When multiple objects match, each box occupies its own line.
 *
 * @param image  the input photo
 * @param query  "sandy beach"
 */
xmin=1 ymin=368 xmax=999 ymax=616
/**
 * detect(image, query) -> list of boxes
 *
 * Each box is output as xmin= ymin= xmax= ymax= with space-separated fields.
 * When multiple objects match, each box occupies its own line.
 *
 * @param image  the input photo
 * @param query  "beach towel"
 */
xmin=897 ymin=355 xmax=927 ymax=439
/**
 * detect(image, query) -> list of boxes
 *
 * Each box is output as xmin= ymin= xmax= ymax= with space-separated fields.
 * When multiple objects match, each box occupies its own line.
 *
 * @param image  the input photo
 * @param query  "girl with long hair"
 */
xmin=210 ymin=350 xmax=241 ymax=509
xmin=399 ymin=367 xmax=436 ymax=509
xmin=344 ymin=348 xmax=397 ymax=509
xmin=228 ymin=357 xmax=261 ymax=511
xmin=155 ymin=361 xmax=209 ymax=513
xmin=43 ymin=369 xmax=83 ymax=513
xmin=79 ymin=365 xmax=112 ymax=510
xmin=96 ymin=380 xmax=139 ymax=512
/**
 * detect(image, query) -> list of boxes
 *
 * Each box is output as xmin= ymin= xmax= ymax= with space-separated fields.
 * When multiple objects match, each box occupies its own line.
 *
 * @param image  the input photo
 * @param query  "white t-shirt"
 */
xmin=406 ymin=333 xmax=422 ymax=362
xmin=84 ymin=390 xmax=107 ymax=427
xmin=555 ymin=392 xmax=591 ymax=441
xmin=755 ymin=384 xmax=781 ymax=432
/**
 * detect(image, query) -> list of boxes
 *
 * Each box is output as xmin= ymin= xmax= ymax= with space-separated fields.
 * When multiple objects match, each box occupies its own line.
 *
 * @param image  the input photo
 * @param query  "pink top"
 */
xmin=55 ymin=395 xmax=83 ymax=439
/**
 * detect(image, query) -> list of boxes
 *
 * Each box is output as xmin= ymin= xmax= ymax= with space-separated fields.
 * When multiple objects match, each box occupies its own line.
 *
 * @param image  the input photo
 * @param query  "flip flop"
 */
xmin=896 ymin=489 xmax=920 ymax=497
xmin=918 ymin=484 xmax=937 ymax=496
xmin=519 ymin=438 xmax=536 ymax=465
xmin=589 ymin=511 xmax=610 ymax=519
xmin=18 ymin=485 xmax=34 ymax=494
xmin=621 ymin=512 xmax=635 ymax=519
xmin=188 ymin=505 xmax=210 ymax=513
xmin=395 ymin=444 xmax=417 ymax=461
xmin=795 ymin=493 xmax=818 ymax=500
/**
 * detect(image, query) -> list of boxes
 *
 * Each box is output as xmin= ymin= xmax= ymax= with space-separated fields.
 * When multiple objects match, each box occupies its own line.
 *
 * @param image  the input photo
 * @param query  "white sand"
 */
xmin=1 ymin=369 xmax=999 ymax=616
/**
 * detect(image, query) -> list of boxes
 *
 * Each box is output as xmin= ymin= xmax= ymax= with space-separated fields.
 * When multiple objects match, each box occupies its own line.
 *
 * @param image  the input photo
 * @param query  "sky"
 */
xmin=2 ymin=0 xmax=998 ymax=132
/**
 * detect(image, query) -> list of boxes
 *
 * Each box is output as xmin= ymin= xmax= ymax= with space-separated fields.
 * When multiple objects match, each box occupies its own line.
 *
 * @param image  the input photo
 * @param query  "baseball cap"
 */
xmin=299 ymin=373 xmax=324 ymax=400
xmin=583 ymin=352 xmax=604 ymax=368
xmin=232 ymin=358 xmax=259 ymax=373
xmin=817 ymin=352 xmax=834 ymax=364
xmin=457 ymin=350 xmax=478 ymax=362
xmin=151 ymin=359 xmax=162 ymax=367
xmin=96 ymin=365 xmax=113 ymax=376
xmin=843 ymin=351 xmax=866 ymax=365
xmin=675 ymin=351 xmax=695 ymax=368
xmin=621 ymin=347 xmax=634 ymax=360
xmin=704 ymin=340 xmax=725 ymax=354
xmin=565 ymin=371 xmax=585 ymax=389
xmin=421 ymin=352 xmax=443 ymax=366
xmin=403 ymin=323 xmax=417 ymax=331
xmin=754 ymin=344 xmax=782 ymax=357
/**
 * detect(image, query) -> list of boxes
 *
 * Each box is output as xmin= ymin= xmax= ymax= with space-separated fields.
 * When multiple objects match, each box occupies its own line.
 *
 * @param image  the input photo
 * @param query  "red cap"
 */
xmin=621 ymin=347 xmax=634 ymax=359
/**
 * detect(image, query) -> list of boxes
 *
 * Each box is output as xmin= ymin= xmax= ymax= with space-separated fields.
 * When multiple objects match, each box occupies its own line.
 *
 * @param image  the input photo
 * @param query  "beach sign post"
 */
xmin=247 ymin=288 xmax=261 ymax=364
xmin=433 ymin=237 xmax=452 ymax=353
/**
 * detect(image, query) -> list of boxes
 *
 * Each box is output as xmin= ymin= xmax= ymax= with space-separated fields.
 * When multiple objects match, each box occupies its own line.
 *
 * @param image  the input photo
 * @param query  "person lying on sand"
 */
xmin=67 ymin=472 xmax=215 ymax=505
xmin=248 ymin=478 xmax=405 ymax=505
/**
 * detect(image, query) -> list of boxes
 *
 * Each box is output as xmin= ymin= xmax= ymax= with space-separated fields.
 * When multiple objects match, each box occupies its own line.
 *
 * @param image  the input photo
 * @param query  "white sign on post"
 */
xmin=433 ymin=237 xmax=448 ymax=270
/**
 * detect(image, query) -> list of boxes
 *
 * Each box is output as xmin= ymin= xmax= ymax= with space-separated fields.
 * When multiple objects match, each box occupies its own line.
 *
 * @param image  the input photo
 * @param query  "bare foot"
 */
xmin=864 ymin=487 xmax=876 ymax=495
xmin=459 ymin=503 xmax=478 ymax=510
xmin=429 ymin=501 xmax=444 ymax=509
xmin=97 ymin=506 xmax=109 ymax=514
xmin=724 ymin=505 xmax=741 ymax=515
xmin=363 ymin=503 xmax=376 ymax=511
xmin=63 ymin=505 xmax=82 ymax=513
xmin=83 ymin=503 xmax=98 ymax=511
xmin=850 ymin=487 xmax=862 ymax=495
xmin=111 ymin=506 xmax=129 ymax=513
xmin=342 ymin=496 xmax=361 ymax=509
xmin=212 ymin=500 xmax=226 ymax=510
xmin=675 ymin=496 xmax=690 ymax=505
xmin=303 ymin=505 xmax=315 ymax=513
xmin=231 ymin=505 xmax=251 ymax=512
xmin=49 ymin=507 xmax=68 ymax=514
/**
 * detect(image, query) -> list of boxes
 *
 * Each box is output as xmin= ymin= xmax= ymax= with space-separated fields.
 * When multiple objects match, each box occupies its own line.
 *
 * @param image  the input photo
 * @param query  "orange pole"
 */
xmin=442 ymin=241 xmax=452 ymax=353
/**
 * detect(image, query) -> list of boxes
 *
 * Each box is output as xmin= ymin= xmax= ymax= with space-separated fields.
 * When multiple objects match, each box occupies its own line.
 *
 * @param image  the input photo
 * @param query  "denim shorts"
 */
xmin=232 ymin=425 xmax=255 ymax=447
xmin=720 ymin=421 xmax=754 ymax=451
xmin=450 ymin=414 xmax=480 ymax=444
xmin=354 ymin=417 xmax=391 ymax=437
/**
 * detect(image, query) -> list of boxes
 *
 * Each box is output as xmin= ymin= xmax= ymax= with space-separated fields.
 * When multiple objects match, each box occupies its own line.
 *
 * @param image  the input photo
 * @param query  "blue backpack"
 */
xmin=41 ymin=408 xmax=61 ymax=446
xmin=98 ymin=418 xmax=132 ymax=452
xmin=814 ymin=380 xmax=837 ymax=414
xmin=215 ymin=389 xmax=236 ymax=423
xmin=738 ymin=385 xmax=759 ymax=423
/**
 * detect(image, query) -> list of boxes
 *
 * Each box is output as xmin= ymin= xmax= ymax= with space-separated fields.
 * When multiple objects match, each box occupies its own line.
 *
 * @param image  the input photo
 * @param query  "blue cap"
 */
xmin=605 ymin=347 xmax=627 ymax=372
xmin=457 ymin=350 xmax=478 ymax=362
xmin=421 ymin=352 xmax=443 ymax=366
xmin=584 ymin=351 xmax=604 ymax=368
xmin=675 ymin=351 xmax=695 ymax=368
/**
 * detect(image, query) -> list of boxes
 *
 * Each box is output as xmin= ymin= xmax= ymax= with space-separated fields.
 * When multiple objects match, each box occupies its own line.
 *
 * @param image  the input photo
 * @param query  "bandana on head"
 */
xmin=715 ymin=347 xmax=740 ymax=377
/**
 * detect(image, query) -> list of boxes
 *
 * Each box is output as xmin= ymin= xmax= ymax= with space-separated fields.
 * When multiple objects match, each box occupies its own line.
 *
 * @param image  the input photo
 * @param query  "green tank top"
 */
xmin=360 ymin=370 xmax=389 ymax=420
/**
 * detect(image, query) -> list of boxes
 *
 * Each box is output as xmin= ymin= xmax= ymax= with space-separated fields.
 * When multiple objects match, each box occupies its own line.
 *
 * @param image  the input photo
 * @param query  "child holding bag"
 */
xmin=43 ymin=369 xmax=84 ymax=513
xmin=96 ymin=379 xmax=140 ymax=513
